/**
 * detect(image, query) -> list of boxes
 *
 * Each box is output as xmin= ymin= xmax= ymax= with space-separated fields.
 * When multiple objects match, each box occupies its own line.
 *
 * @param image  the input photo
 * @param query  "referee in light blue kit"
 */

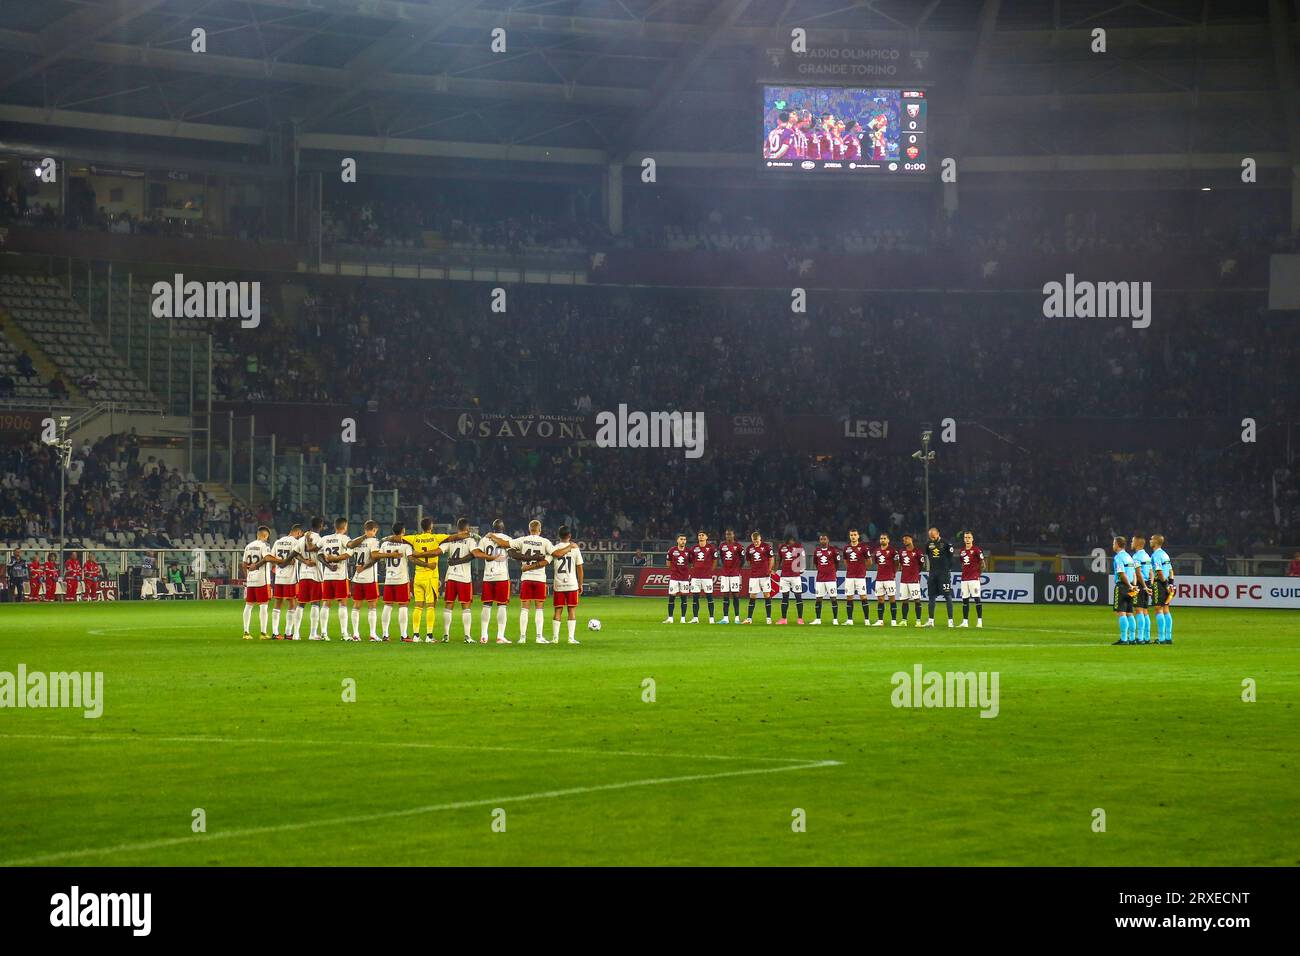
xmin=1130 ymin=534 xmax=1154 ymax=644
xmin=1111 ymin=536 xmax=1138 ymax=645
xmin=1149 ymin=533 xmax=1175 ymax=644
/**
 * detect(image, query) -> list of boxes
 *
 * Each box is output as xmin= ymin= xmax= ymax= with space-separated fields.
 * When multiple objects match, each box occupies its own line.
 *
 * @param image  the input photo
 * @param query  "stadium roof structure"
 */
xmin=0 ymin=0 xmax=1294 ymax=187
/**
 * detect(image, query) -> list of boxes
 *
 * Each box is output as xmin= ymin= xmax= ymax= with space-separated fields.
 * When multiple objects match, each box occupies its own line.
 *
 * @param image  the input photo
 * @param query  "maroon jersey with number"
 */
xmin=843 ymin=131 xmax=862 ymax=160
xmin=766 ymin=125 xmax=795 ymax=159
xmin=960 ymin=546 xmax=985 ymax=581
xmin=873 ymin=546 xmax=897 ymax=580
xmin=745 ymin=542 xmax=772 ymax=574
xmin=719 ymin=542 xmax=744 ymax=575
xmin=806 ymin=130 xmax=826 ymax=160
xmin=779 ymin=544 xmax=804 ymax=577
xmin=667 ymin=546 xmax=691 ymax=581
xmin=898 ymin=547 xmax=923 ymax=584
xmin=814 ymin=546 xmax=840 ymax=582
xmin=843 ymin=542 xmax=870 ymax=577
xmin=689 ymin=544 xmax=717 ymax=578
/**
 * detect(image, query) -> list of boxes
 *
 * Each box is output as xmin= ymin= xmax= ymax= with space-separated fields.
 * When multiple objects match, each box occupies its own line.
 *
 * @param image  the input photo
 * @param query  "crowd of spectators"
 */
xmin=208 ymin=282 xmax=1298 ymax=428
xmin=623 ymin=186 xmax=1296 ymax=258
xmin=313 ymin=438 xmax=1298 ymax=555
xmin=1 ymin=421 xmax=1293 ymax=556
xmin=0 ymin=431 xmax=261 ymax=546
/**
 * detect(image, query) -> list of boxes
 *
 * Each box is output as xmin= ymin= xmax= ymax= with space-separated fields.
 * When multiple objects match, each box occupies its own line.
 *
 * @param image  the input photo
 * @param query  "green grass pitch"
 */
xmin=1 ymin=599 xmax=1296 ymax=866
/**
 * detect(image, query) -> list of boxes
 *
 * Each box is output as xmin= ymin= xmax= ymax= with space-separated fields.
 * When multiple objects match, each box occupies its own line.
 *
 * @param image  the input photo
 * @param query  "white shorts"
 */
xmin=901 ymin=582 xmax=922 ymax=601
xmin=748 ymin=576 xmax=772 ymax=597
xmin=875 ymin=579 xmax=897 ymax=598
xmin=815 ymin=580 xmax=838 ymax=598
xmin=719 ymin=576 xmax=741 ymax=594
xmin=844 ymin=577 xmax=868 ymax=597
xmin=779 ymin=576 xmax=803 ymax=595
xmin=960 ymin=579 xmax=982 ymax=600
xmin=690 ymin=577 xmax=714 ymax=594
xmin=669 ymin=579 xmax=690 ymax=595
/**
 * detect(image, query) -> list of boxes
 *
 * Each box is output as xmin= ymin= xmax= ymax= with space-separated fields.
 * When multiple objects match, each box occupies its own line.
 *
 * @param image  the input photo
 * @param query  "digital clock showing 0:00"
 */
xmin=1035 ymin=572 xmax=1110 ymax=605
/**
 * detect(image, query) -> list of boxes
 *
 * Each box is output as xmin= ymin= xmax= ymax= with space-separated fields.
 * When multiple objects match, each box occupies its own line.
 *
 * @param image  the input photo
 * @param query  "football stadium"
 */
xmin=0 ymin=0 xmax=1297 ymax=927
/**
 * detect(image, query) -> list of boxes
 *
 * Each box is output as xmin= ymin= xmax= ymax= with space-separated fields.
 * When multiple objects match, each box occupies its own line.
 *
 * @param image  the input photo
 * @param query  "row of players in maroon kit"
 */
xmin=664 ymin=529 xmax=985 ymax=625
xmin=10 ymin=553 xmax=103 ymax=601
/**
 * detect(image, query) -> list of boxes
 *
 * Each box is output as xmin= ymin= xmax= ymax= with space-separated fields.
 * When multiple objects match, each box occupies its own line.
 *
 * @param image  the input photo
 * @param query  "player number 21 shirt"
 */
xmin=552 ymin=546 xmax=583 ymax=592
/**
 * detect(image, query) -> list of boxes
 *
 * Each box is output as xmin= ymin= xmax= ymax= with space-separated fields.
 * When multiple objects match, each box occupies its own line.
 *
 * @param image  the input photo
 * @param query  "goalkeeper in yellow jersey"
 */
xmin=387 ymin=518 xmax=472 ymax=643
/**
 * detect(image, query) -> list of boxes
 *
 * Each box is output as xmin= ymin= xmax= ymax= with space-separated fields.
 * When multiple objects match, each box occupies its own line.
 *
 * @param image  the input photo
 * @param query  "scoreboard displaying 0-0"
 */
xmin=760 ymin=86 xmax=928 ymax=174
xmin=1035 ymin=572 xmax=1112 ymax=606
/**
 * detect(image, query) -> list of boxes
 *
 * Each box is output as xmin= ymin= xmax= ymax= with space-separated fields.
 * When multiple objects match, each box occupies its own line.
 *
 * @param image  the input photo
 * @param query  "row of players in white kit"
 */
xmin=241 ymin=518 xmax=586 ymax=644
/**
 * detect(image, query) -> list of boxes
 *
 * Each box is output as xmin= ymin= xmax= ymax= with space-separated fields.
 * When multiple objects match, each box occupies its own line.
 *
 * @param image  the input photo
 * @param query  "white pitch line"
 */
xmin=0 ymin=732 xmax=818 ymax=765
xmin=0 ymin=758 xmax=842 ymax=866
xmin=880 ymin=641 xmax=1101 ymax=649
xmin=85 ymin=624 xmax=215 ymax=635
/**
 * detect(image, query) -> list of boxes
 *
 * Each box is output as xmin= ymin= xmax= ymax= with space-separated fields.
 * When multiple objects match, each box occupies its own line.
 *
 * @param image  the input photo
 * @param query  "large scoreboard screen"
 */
xmin=760 ymin=86 xmax=928 ymax=175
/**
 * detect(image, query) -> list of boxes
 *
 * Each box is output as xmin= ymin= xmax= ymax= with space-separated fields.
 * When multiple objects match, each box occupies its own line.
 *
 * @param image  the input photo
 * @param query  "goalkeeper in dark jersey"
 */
xmin=923 ymin=527 xmax=956 ymax=627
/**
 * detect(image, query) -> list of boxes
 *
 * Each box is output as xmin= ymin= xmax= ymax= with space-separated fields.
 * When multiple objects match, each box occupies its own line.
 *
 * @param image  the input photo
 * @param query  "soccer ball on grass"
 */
xmin=587 ymin=619 xmax=602 ymax=631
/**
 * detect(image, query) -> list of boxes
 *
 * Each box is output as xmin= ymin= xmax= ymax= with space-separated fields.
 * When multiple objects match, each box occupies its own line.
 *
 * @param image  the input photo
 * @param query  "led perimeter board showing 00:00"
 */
xmin=761 ymin=86 xmax=928 ymax=175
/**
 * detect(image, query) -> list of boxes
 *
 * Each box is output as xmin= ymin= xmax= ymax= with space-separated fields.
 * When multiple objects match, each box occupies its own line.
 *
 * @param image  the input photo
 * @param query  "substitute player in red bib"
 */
xmin=717 ymin=529 xmax=745 ymax=624
xmin=82 ymin=553 xmax=101 ymax=601
xmin=812 ymin=534 xmax=840 ymax=624
xmin=664 ymin=534 xmax=691 ymax=624
xmin=959 ymin=531 xmax=985 ymax=628
xmin=43 ymin=553 xmax=58 ymax=602
xmin=64 ymin=552 xmax=81 ymax=602
xmin=689 ymin=531 xmax=718 ymax=624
